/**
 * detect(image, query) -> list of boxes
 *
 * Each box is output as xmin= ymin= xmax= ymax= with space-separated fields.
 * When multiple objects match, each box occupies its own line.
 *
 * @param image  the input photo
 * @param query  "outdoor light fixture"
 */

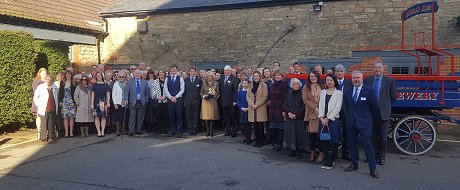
xmin=313 ymin=2 xmax=324 ymax=12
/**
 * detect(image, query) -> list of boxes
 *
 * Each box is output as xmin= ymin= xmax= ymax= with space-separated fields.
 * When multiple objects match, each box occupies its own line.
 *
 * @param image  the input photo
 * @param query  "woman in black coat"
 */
xmin=283 ymin=78 xmax=306 ymax=158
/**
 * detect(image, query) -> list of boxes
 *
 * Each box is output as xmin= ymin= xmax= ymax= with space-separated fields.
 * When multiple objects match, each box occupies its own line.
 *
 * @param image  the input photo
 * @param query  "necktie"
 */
xmin=136 ymin=80 xmax=141 ymax=95
xmin=339 ymin=81 xmax=343 ymax=91
xmin=172 ymin=76 xmax=176 ymax=83
xmin=191 ymin=77 xmax=194 ymax=83
xmin=353 ymin=87 xmax=359 ymax=103
xmin=224 ymin=76 xmax=228 ymax=84
xmin=374 ymin=78 xmax=380 ymax=99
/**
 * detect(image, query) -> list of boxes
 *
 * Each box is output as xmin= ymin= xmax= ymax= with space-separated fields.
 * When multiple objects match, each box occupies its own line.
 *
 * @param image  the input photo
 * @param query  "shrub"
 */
xmin=34 ymin=40 xmax=70 ymax=76
xmin=0 ymin=31 xmax=36 ymax=128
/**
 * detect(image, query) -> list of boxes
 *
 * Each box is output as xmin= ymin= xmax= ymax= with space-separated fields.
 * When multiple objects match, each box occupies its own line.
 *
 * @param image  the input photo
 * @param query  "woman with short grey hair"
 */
xmin=283 ymin=78 xmax=306 ymax=157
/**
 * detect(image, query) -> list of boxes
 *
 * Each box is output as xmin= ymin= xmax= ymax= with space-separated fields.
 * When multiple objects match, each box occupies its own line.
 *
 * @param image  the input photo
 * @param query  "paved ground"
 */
xmin=0 ymin=128 xmax=460 ymax=190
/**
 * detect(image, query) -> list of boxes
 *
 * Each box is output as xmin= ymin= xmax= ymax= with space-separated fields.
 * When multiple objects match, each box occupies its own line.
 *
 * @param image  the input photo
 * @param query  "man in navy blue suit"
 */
xmin=343 ymin=70 xmax=379 ymax=178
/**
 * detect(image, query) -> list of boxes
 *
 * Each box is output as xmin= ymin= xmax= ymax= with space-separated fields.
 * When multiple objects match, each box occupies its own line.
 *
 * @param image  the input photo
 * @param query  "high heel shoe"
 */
xmin=309 ymin=151 xmax=317 ymax=162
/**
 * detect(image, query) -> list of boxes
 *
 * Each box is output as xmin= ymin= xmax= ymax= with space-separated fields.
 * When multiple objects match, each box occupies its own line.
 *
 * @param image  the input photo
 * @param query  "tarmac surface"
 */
xmin=0 ymin=128 xmax=460 ymax=190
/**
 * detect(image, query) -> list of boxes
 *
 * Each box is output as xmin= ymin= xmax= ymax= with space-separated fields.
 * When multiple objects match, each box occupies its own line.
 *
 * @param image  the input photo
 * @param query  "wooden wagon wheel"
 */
xmin=393 ymin=116 xmax=436 ymax=155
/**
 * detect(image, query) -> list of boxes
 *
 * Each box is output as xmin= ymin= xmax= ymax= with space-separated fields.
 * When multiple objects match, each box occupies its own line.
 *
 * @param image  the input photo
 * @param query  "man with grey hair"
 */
xmin=335 ymin=64 xmax=352 ymax=160
xmin=364 ymin=60 xmax=396 ymax=165
xmin=220 ymin=65 xmax=239 ymax=137
xmin=343 ymin=70 xmax=379 ymax=178
xmin=123 ymin=69 xmax=150 ymax=136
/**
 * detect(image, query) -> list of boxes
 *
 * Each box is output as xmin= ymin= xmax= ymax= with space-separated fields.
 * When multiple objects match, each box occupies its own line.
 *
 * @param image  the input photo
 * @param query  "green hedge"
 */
xmin=0 ymin=31 xmax=37 ymax=128
xmin=35 ymin=40 xmax=69 ymax=76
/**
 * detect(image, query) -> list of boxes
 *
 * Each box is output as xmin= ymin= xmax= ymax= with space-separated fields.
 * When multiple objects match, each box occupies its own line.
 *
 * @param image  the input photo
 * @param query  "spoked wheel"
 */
xmin=393 ymin=116 xmax=436 ymax=155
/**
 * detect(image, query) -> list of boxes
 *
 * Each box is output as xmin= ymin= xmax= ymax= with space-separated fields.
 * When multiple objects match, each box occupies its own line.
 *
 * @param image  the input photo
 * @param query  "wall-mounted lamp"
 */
xmin=313 ymin=2 xmax=324 ymax=12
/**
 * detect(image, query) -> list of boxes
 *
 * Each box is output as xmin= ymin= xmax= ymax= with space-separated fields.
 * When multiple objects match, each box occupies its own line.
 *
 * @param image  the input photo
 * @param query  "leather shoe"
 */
xmin=231 ymin=133 xmax=237 ymax=138
xmin=137 ymin=132 xmax=143 ymax=135
xmin=343 ymin=164 xmax=358 ymax=172
xmin=224 ymin=132 xmax=231 ymax=136
xmin=378 ymin=159 xmax=385 ymax=165
xmin=370 ymin=170 xmax=379 ymax=178
xmin=128 ymin=133 xmax=134 ymax=136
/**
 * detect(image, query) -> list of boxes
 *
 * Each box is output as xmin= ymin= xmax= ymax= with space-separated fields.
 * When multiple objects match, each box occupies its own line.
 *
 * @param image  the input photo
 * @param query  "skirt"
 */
xmin=284 ymin=119 xmax=307 ymax=151
xmin=269 ymin=121 xmax=285 ymax=129
xmin=112 ymin=105 xmax=127 ymax=122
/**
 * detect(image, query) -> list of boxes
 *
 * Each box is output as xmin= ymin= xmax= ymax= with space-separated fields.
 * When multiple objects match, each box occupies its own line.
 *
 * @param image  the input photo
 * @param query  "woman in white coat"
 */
xmin=33 ymin=75 xmax=59 ymax=143
xmin=318 ymin=74 xmax=343 ymax=170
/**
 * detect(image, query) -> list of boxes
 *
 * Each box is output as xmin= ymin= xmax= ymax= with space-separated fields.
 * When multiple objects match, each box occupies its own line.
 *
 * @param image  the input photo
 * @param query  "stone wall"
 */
xmin=96 ymin=0 xmax=460 ymax=70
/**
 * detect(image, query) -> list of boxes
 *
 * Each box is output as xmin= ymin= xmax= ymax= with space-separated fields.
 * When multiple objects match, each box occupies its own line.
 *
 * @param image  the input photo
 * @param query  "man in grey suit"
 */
xmin=184 ymin=67 xmax=202 ymax=136
xmin=123 ymin=69 xmax=150 ymax=136
xmin=335 ymin=64 xmax=353 ymax=160
xmin=364 ymin=60 xmax=397 ymax=165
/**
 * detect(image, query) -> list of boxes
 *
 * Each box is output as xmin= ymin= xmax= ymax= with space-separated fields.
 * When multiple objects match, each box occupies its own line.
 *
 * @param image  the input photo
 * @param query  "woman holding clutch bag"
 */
xmin=200 ymin=71 xmax=220 ymax=137
xmin=91 ymin=72 xmax=110 ymax=137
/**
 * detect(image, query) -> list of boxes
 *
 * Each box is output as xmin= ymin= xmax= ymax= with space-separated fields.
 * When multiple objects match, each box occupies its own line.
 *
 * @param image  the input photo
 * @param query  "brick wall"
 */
xmin=93 ymin=0 xmax=460 ymax=71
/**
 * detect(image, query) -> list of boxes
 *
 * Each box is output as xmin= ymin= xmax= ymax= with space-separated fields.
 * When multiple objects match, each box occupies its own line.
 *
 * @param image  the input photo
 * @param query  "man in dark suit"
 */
xmin=335 ymin=64 xmax=353 ymax=160
xmin=364 ymin=60 xmax=397 ymax=165
xmin=123 ymin=69 xmax=150 ymax=136
xmin=219 ymin=65 xmax=239 ymax=137
xmin=343 ymin=70 xmax=379 ymax=178
xmin=164 ymin=65 xmax=185 ymax=137
xmin=184 ymin=67 xmax=202 ymax=136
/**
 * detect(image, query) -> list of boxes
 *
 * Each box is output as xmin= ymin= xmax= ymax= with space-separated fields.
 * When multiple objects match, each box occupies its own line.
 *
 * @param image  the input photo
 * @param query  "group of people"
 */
xmin=32 ymin=60 xmax=396 ymax=178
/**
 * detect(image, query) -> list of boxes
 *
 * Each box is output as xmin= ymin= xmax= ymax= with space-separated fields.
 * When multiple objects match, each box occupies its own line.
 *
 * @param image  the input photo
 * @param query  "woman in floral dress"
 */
xmin=58 ymin=71 xmax=76 ymax=137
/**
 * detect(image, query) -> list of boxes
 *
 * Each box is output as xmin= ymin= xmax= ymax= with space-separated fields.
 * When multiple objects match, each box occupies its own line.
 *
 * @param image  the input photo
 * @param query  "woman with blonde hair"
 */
xmin=32 ymin=68 xmax=50 ymax=140
xmin=200 ymin=71 xmax=220 ymax=137
xmin=247 ymin=71 xmax=268 ymax=148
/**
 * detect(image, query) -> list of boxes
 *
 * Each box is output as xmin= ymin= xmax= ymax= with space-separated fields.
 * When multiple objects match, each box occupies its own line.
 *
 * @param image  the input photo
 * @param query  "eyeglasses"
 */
xmin=119 ymin=76 xmax=126 ymax=78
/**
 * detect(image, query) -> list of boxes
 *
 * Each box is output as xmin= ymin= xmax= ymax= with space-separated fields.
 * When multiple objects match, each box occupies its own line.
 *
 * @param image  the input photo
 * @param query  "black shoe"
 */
xmin=167 ymin=133 xmax=174 ymax=137
xmin=242 ymin=139 xmax=248 ymax=144
xmin=256 ymin=144 xmax=263 ymax=148
xmin=252 ymin=143 xmax=258 ymax=147
xmin=128 ymin=133 xmax=134 ymax=136
xmin=378 ymin=159 xmax=385 ymax=165
xmin=364 ymin=159 xmax=369 ymax=163
xmin=344 ymin=164 xmax=358 ymax=172
xmin=370 ymin=170 xmax=379 ymax=178
xmin=231 ymin=133 xmax=237 ymax=138
xmin=288 ymin=151 xmax=296 ymax=157
xmin=244 ymin=140 xmax=252 ymax=145
xmin=137 ymin=132 xmax=143 ymax=135
xmin=224 ymin=132 xmax=231 ymax=136
xmin=176 ymin=133 xmax=183 ymax=138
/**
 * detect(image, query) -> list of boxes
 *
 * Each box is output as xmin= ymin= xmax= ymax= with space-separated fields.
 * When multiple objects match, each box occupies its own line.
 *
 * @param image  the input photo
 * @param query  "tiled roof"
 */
xmin=101 ymin=0 xmax=315 ymax=17
xmin=0 ymin=0 xmax=119 ymax=32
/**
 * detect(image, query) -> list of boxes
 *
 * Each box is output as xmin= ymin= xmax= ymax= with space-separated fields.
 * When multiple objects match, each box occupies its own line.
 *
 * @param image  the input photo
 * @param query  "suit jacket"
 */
xmin=364 ymin=75 xmax=397 ymax=120
xmin=123 ymin=78 xmax=150 ymax=107
xmin=343 ymin=85 xmax=378 ymax=129
xmin=184 ymin=76 xmax=203 ymax=106
xmin=219 ymin=74 xmax=239 ymax=107
xmin=338 ymin=78 xmax=352 ymax=121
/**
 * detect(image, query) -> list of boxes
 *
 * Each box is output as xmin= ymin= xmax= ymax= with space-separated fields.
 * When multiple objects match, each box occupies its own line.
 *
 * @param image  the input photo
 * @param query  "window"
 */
xmin=414 ymin=67 xmax=429 ymax=75
xmin=391 ymin=67 xmax=409 ymax=74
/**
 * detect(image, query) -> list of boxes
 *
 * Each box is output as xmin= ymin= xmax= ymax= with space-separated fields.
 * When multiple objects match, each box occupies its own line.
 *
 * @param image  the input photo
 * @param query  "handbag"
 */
xmin=319 ymin=124 xmax=331 ymax=141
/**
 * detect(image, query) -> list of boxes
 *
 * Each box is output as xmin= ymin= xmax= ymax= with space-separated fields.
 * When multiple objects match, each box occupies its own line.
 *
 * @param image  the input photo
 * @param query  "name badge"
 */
xmin=360 ymin=97 xmax=367 ymax=101
xmin=228 ymin=80 xmax=231 ymax=84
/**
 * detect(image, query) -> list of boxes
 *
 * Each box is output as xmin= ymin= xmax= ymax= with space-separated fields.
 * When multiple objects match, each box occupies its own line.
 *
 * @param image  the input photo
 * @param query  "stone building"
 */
xmin=87 ymin=0 xmax=460 ymax=117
